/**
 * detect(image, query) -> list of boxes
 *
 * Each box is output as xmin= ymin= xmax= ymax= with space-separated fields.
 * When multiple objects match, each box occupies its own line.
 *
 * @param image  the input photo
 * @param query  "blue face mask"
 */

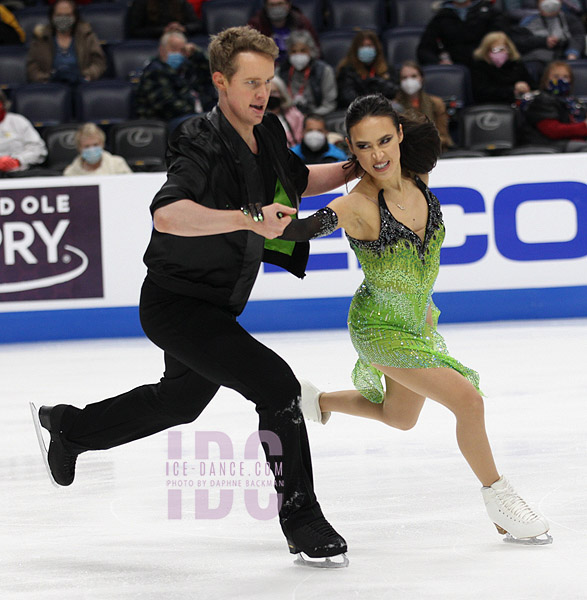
xmin=166 ymin=52 xmax=185 ymax=70
xmin=357 ymin=46 xmax=377 ymax=64
xmin=81 ymin=145 xmax=103 ymax=165
xmin=548 ymin=77 xmax=571 ymax=96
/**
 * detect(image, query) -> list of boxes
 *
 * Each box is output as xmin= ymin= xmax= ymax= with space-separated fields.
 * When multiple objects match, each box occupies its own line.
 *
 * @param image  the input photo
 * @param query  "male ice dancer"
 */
xmin=31 ymin=26 xmax=350 ymax=568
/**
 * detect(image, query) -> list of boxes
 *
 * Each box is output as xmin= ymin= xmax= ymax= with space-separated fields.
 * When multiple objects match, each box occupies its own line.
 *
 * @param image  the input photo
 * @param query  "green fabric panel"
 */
xmin=263 ymin=178 xmax=296 ymax=257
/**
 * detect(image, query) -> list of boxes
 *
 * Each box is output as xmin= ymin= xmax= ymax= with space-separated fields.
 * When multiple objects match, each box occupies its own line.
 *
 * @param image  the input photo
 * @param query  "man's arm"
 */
xmin=303 ymin=162 xmax=352 ymax=197
xmin=153 ymin=200 xmax=296 ymax=238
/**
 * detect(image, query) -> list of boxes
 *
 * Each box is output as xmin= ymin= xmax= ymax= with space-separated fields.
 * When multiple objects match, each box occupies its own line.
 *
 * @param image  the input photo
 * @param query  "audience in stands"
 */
xmin=522 ymin=60 xmax=587 ymax=150
xmin=248 ymin=0 xmax=320 ymax=65
xmin=279 ymin=30 xmax=336 ymax=116
xmin=64 ymin=123 xmax=132 ymax=175
xmin=266 ymin=75 xmax=304 ymax=147
xmin=135 ymin=32 xmax=215 ymax=124
xmin=127 ymin=0 xmax=202 ymax=40
xmin=26 ymin=0 xmax=106 ymax=84
xmin=471 ymin=32 xmax=534 ymax=104
xmin=0 ymin=91 xmax=47 ymax=173
xmin=393 ymin=61 xmax=455 ymax=151
xmin=291 ymin=114 xmax=348 ymax=164
xmin=0 ymin=5 xmax=25 ymax=45
xmin=417 ymin=0 xmax=512 ymax=67
xmin=518 ymin=0 xmax=585 ymax=69
xmin=336 ymin=30 xmax=398 ymax=110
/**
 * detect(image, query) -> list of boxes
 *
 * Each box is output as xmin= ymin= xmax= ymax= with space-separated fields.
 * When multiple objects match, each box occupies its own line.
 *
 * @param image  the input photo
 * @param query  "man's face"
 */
xmin=214 ymin=52 xmax=275 ymax=131
xmin=160 ymin=36 xmax=186 ymax=61
xmin=304 ymin=118 xmax=326 ymax=136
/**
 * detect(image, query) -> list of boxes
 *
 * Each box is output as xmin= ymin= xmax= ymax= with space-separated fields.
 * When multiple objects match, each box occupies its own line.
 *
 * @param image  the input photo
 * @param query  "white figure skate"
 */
xmin=482 ymin=475 xmax=552 ymax=545
xmin=299 ymin=380 xmax=330 ymax=425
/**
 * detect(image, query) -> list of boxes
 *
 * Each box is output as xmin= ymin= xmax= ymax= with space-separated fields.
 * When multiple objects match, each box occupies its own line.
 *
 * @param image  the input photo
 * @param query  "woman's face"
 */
xmin=547 ymin=64 xmax=571 ymax=84
xmin=79 ymin=134 xmax=103 ymax=151
xmin=399 ymin=65 xmax=422 ymax=84
xmin=348 ymin=116 xmax=403 ymax=180
xmin=290 ymin=42 xmax=310 ymax=56
xmin=54 ymin=1 xmax=74 ymax=19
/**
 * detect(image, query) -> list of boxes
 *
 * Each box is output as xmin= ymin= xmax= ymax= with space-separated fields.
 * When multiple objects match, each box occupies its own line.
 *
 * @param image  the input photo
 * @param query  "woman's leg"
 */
xmin=373 ymin=364 xmax=499 ymax=487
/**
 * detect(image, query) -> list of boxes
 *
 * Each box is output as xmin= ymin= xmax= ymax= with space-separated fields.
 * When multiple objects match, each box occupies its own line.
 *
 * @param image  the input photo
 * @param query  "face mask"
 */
xmin=266 ymin=4 xmax=289 ymax=21
xmin=303 ymin=130 xmax=326 ymax=151
xmin=166 ymin=53 xmax=185 ymax=70
xmin=289 ymin=53 xmax=310 ymax=71
xmin=52 ymin=15 xmax=75 ymax=32
xmin=357 ymin=46 xmax=377 ymax=64
xmin=400 ymin=76 xmax=422 ymax=95
xmin=489 ymin=50 xmax=509 ymax=68
xmin=81 ymin=145 xmax=103 ymax=165
xmin=541 ymin=0 xmax=561 ymax=14
xmin=548 ymin=77 xmax=571 ymax=96
xmin=267 ymin=96 xmax=281 ymax=110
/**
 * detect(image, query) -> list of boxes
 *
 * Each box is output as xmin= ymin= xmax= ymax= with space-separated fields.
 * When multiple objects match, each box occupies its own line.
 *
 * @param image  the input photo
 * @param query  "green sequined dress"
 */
xmin=347 ymin=176 xmax=480 ymax=404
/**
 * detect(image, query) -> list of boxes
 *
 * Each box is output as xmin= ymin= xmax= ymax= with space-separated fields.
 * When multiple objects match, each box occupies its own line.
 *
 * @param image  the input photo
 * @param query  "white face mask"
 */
xmin=541 ymin=0 xmax=561 ymax=14
xmin=303 ymin=130 xmax=326 ymax=151
xmin=289 ymin=53 xmax=311 ymax=71
xmin=400 ymin=76 xmax=422 ymax=95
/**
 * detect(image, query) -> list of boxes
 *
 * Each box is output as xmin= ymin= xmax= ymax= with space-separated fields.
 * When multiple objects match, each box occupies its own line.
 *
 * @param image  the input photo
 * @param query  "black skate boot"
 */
xmin=284 ymin=517 xmax=349 ymax=568
xmin=30 ymin=403 xmax=81 ymax=487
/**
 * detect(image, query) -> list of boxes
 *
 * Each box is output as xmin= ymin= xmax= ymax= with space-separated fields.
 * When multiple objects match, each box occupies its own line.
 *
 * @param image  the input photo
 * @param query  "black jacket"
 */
xmin=471 ymin=59 xmax=533 ymax=104
xmin=336 ymin=66 xmax=398 ymax=109
xmin=143 ymin=107 xmax=310 ymax=315
xmin=417 ymin=1 xmax=511 ymax=67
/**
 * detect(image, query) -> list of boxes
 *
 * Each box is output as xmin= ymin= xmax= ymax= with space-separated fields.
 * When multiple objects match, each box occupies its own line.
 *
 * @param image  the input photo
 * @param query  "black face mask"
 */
xmin=267 ymin=96 xmax=281 ymax=110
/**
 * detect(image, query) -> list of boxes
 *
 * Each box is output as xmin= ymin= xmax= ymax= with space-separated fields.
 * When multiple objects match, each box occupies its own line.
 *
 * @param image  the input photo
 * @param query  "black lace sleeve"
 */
xmin=279 ymin=207 xmax=339 ymax=241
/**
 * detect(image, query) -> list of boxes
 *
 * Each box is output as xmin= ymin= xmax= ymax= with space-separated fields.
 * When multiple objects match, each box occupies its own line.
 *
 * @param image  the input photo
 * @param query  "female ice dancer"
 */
xmin=278 ymin=94 xmax=552 ymax=545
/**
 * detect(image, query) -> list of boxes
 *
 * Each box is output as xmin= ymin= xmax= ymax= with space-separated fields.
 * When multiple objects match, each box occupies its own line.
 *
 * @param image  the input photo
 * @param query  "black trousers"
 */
xmin=61 ymin=277 xmax=323 ymax=531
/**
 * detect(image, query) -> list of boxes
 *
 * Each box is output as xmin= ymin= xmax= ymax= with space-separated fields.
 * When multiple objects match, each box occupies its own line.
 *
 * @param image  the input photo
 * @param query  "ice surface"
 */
xmin=1 ymin=319 xmax=586 ymax=599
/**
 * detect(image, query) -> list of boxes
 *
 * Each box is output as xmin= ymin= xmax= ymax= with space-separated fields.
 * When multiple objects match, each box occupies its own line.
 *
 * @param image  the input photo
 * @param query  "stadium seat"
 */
xmin=12 ymin=82 xmax=72 ymax=127
xmin=202 ymin=0 xmax=254 ymax=35
xmin=292 ymin=0 xmax=325 ymax=32
xmin=460 ymin=104 xmax=517 ymax=152
xmin=75 ymin=80 xmax=133 ymax=125
xmin=79 ymin=4 xmax=128 ymax=44
xmin=318 ymin=30 xmax=355 ymax=69
xmin=107 ymin=40 xmax=158 ymax=83
xmin=324 ymin=110 xmax=346 ymax=137
xmin=507 ymin=145 xmax=559 ymax=155
xmin=569 ymin=59 xmax=587 ymax=100
xmin=381 ymin=27 xmax=424 ymax=68
xmin=422 ymin=64 xmax=472 ymax=107
xmin=13 ymin=6 xmax=48 ymax=44
xmin=109 ymin=119 xmax=168 ymax=172
xmin=391 ymin=0 xmax=437 ymax=28
xmin=0 ymin=46 xmax=27 ymax=91
xmin=326 ymin=0 xmax=386 ymax=32
xmin=42 ymin=124 xmax=79 ymax=171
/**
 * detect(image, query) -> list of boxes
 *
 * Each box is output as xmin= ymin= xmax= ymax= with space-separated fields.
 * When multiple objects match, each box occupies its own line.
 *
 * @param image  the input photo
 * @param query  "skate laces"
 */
xmin=494 ymin=481 xmax=540 ymax=522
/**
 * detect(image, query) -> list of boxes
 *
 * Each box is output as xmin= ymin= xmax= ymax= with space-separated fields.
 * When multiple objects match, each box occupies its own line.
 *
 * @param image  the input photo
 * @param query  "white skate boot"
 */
xmin=299 ymin=380 xmax=330 ymax=425
xmin=481 ymin=475 xmax=552 ymax=545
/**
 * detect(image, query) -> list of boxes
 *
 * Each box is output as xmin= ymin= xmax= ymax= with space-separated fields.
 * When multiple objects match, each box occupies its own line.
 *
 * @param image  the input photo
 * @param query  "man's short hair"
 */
xmin=208 ymin=26 xmax=278 ymax=80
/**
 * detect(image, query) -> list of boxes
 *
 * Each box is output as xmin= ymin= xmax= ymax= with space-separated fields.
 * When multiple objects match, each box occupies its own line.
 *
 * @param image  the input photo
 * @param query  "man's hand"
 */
xmin=248 ymin=204 xmax=297 ymax=239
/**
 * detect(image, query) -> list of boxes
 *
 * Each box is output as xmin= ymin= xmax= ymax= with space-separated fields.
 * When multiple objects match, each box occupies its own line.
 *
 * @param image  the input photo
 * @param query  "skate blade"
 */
xmin=293 ymin=552 xmax=349 ymax=569
xmin=29 ymin=402 xmax=59 ymax=488
xmin=503 ymin=532 xmax=553 ymax=546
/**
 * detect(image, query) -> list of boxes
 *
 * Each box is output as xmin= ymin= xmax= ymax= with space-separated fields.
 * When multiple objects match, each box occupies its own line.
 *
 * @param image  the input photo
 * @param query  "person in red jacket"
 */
xmin=522 ymin=60 xmax=587 ymax=151
xmin=248 ymin=0 xmax=320 ymax=65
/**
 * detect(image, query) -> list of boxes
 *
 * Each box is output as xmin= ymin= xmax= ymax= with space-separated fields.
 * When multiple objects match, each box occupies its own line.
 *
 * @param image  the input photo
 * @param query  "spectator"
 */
xmin=248 ymin=0 xmax=320 ymax=64
xmin=26 ymin=0 xmax=106 ymax=84
xmin=471 ymin=31 xmax=534 ymax=104
xmin=127 ymin=0 xmax=202 ymax=40
xmin=291 ymin=114 xmax=348 ymax=164
xmin=63 ymin=123 xmax=132 ymax=175
xmin=279 ymin=30 xmax=336 ymax=116
xmin=417 ymin=0 xmax=512 ymax=67
xmin=266 ymin=75 xmax=304 ymax=147
xmin=518 ymin=0 xmax=585 ymax=68
xmin=336 ymin=30 xmax=398 ymax=110
xmin=522 ymin=60 xmax=587 ymax=150
xmin=0 ymin=5 xmax=25 ymax=45
xmin=393 ymin=61 xmax=455 ymax=150
xmin=135 ymin=32 xmax=216 ymax=123
xmin=0 ymin=90 xmax=47 ymax=173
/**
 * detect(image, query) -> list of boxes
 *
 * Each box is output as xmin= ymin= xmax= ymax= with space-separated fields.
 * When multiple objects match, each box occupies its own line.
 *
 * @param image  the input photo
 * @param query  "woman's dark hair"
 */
xmin=49 ymin=0 xmax=80 ymax=35
xmin=343 ymin=94 xmax=441 ymax=179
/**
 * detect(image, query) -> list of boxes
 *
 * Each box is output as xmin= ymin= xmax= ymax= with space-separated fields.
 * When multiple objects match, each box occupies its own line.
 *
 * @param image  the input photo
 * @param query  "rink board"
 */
xmin=1 ymin=154 xmax=586 ymax=343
